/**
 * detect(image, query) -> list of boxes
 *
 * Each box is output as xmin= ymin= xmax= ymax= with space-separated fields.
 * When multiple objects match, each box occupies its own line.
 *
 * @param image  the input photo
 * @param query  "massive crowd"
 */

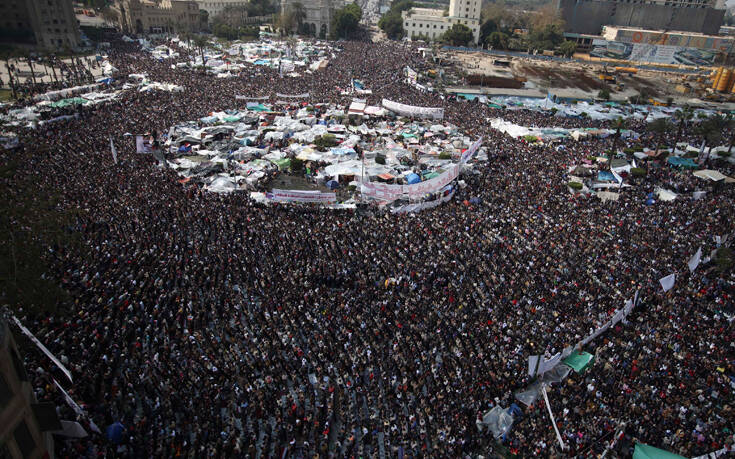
xmin=2 ymin=33 xmax=734 ymax=458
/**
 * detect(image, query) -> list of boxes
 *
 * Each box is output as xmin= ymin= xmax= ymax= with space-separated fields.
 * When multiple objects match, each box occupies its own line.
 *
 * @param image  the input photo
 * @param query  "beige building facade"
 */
xmin=116 ymin=0 xmax=201 ymax=34
xmin=402 ymin=0 xmax=480 ymax=45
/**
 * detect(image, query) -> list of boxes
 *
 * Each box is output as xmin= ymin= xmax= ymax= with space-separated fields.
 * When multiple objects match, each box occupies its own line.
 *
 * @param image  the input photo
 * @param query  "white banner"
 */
xmin=528 ymin=353 xmax=562 ymax=376
xmin=12 ymin=316 xmax=73 ymax=383
xmin=53 ymin=379 xmax=101 ymax=434
xmin=270 ymin=189 xmax=336 ymax=203
xmin=382 ymin=99 xmax=444 ymax=120
xmin=688 ymin=247 xmax=702 ymax=273
xmin=275 ymin=92 xmax=310 ymax=99
xmin=135 ymin=135 xmax=152 ymax=154
xmin=235 ymin=95 xmax=269 ymax=100
xmin=390 ymin=190 xmax=454 ymax=213
xmin=460 ymin=137 xmax=483 ymax=164
xmin=361 ymin=164 xmax=459 ymax=201
xmin=659 ymin=273 xmax=676 ymax=292
xmin=109 ymin=135 xmax=117 ymax=164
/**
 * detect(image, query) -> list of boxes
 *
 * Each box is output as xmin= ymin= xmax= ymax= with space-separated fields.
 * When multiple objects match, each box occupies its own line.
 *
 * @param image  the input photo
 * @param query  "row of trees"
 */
xmin=605 ymin=108 xmax=735 ymax=171
xmin=276 ymin=2 xmax=361 ymax=39
xmin=331 ymin=3 xmax=362 ymax=39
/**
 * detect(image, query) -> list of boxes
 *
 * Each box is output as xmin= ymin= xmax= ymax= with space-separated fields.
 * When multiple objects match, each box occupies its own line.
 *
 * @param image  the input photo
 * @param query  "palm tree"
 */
xmin=648 ymin=117 xmax=672 ymax=156
xmin=192 ymin=35 xmax=209 ymax=71
xmin=696 ymin=115 xmax=726 ymax=164
xmin=672 ymin=105 xmax=693 ymax=153
xmin=608 ymin=117 xmax=625 ymax=170
xmin=291 ymin=2 xmax=306 ymax=34
xmin=725 ymin=113 xmax=735 ymax=156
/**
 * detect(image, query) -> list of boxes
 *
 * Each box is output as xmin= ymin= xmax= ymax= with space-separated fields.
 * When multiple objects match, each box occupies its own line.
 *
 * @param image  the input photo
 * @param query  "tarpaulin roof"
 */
xmin=563 ymin=351 xmax=594 ymax=373
xmin=406 ymin=173 xmax=421 ymax=184
xmin=693 ymin=169 xmax=735 ymax=183
xmin=377 ymin=173 xmax=395 ymax=180
xmin=667 ymin=156 xmax=698 ymax=169
xmin=633 ymin=443 xmax=686 ymax=459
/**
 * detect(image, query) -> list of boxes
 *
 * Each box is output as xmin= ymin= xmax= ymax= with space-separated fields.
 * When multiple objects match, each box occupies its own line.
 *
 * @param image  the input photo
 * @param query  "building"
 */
xmin=195 ymin=0 xmax=249 ymax=21
xmin=582 ymin=26 xmax=734 ymax=65
xmin=115 ymin=0 xmax=201 ymax=34
xmin=402 ymin=0 xmax=480 ymax=44
xmin=280 ymin=0 xmax=340 ymax=38
xmin=557 ymin=0 xmax=726 ymax=36
xmin=0 ymin=320 xmax=57 ymax=459
xmin=0 ymin=0 xmax=81 ymax=50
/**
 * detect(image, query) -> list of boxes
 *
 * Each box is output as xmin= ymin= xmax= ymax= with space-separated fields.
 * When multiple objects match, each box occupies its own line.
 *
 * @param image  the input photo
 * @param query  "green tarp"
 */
xmin=633 ymin=443 xmax=686 ymax=459
xmin=248 ymin=104 xmax=270 ymax=112
xmin=50 ymin=97 xmax=89 ymax=108
xmin=223 ymin=115 xmax=242 ymax=122
xmin=563 ymin=351 xmax=594 ymax=373
xmin=271 ymin=158 xmax=291 ymax=170
xmin=487 ymin=103 xmax=502 ymax=109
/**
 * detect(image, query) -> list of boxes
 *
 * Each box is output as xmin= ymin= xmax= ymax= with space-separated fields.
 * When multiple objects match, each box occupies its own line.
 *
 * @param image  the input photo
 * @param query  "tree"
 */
xmin=697 ymin=115 xmax=727 ymax=163
xmin=485 ymin=31 xmax=508 ymax=49
xmin=558 ymin=40 xmax=576 ymax=57
xmin=527 ymin=23 xmax=564 ymax=51
xmin=647 ymin=118 xmax=672 ymax=155
xmin=331 ymin=2 xmax=362 ymax=39
xmin=100 ymin=7 xmax=119 ymax=27
xmin=200 ymin=9 xmax=209 ymax=28
xmin=378 ymin=12 xmax=405 ymax=39
xmin=290 ymin=2 xmax=307 ymax=34
xmin=608 ymin=117 xmax=625 ymax=170
xmin=479 ymin=19 xmax=497 ymax=45
xmin=192 ymin=35 xmax=209 ymax=71
xmin=441 ymin=23 xmax=473 ymax=46
xmin=672 ymin=105 xmax=693 ymax=152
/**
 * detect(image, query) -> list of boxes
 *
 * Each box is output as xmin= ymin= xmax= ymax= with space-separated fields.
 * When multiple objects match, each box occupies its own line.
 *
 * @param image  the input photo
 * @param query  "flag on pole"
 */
xmin=659 ymin=273 xmax=676 ymax=292
xmin=109 ymin=135 xmax=117 ymax=164
xmin=688 ymin=246 xmax=702 ymax=273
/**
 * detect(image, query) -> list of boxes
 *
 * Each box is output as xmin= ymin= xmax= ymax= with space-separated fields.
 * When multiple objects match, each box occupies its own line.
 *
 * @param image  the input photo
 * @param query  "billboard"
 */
xmin=590 ymin=39 xmax=718 ymax=65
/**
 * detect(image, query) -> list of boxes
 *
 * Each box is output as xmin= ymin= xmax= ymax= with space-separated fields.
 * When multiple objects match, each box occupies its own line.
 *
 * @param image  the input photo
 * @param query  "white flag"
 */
xmin=688 ymin=247 xmax=702 ymax=273
xmin=659 ymin=273 xmax=676 ymax=292
xmin=528 ymin=355 xmax=541 ymax=376
xmin=109 ymin=135 xmax=117 ymax=164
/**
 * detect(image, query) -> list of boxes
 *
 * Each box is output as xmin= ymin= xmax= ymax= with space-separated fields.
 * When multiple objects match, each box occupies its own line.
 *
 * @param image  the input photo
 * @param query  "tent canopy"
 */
xmin=406 ymin=172 xmax=421 ymax=184
xmin=633 ymin=443 xmax=686 ymax=459
xmin=326 ymin=180 xmax=339 ymax=190
xmin=563 ymin=351 xmax=594 ymax=373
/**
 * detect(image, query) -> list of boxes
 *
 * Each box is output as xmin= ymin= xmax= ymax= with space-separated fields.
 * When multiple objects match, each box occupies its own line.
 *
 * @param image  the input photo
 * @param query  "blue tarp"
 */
xmin=353 ymin=79 xmax=364 ymax=90
xmin=406 ymin=173 xmax=421 ymax=184
xmin=597 ymin=170 xmax=616 ymax=182
xmin=326 ymin=180 xmax=339 ymax=190
xmin=667 ymin=156 xmax=698 ymax=168
xmin=106 ymin=422 xmax=124 ymax=444
xmin=254 ymin=59 xmax=270 ymax=65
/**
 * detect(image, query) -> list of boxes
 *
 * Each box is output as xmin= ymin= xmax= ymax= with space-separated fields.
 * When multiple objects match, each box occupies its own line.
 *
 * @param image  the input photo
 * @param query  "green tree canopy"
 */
xmin=441 ymin=23 xmax=473 ymax=46
xmin=558 ymin=40 xmax=576 ymax=57
xmin=331 ymin=2 xmax=362 ymax=39
xmin=378 ymin=12 xmax=405 ymax=39
xmin=485 ymin=31 xmax=508 ymax=49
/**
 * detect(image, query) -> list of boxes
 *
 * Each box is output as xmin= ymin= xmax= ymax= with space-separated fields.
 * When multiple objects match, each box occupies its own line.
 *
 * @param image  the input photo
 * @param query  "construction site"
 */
xmin=441 ymin=48 xmax=735 ymax=108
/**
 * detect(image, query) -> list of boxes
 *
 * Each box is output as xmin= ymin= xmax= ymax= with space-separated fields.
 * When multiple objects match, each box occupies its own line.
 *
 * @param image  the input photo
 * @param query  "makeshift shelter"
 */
xmin=693 ymin=169 xmax=735 ymax=183
xmin=633 ymin=443 xmax=686 ymax=459
xmin=406 ymin=173 xmax=421 ymax=184
xmin=563 ymin=351 xmax=594 ymax=373
xmin=326 ymin=180 xmax=339 ymax=190
xmin=667 ymin=156 xmax=698 ymax=169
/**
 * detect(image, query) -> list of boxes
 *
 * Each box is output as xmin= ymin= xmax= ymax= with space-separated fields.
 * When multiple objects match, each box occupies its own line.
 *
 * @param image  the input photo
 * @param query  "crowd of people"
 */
xmin=2 ymin=32 xmax=734 ymax=458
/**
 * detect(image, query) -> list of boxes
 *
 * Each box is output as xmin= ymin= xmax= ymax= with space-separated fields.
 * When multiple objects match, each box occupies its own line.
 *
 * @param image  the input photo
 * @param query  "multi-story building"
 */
xmin=0 ymin=0 xmax=81 ymax=50
xmin=0 ymin=320 xmax=57 ymax=459
xmin=401 ymin=0 xmax=480 ymax=44
xmin=557 ymin=0 xmax=726 ymax=35
xmin=280 ymin=0 xmax=339 ymax=38
xmin=115 ymin=0 xmax=201 ymax=34
xmin=195 ymin=0 xmax=249 ymax=21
